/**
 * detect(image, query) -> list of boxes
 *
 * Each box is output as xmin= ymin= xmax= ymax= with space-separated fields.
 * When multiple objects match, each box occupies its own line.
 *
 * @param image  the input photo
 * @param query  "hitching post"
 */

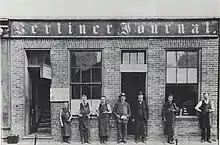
xmin=34 ymin=134 xmax=37 ymax=145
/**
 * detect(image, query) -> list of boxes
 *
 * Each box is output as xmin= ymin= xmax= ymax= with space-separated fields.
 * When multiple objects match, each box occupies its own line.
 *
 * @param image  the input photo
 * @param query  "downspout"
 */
xmin=218 ymin=18 xmax=220 ymax=140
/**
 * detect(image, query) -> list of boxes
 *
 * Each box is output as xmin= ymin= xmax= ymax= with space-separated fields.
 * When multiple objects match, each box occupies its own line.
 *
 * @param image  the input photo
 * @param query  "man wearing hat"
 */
xmin=113 ymin=93 xmax=131 ymax=143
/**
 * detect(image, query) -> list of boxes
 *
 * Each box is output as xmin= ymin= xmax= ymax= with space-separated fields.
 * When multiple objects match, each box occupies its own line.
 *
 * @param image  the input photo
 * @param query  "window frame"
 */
xmin=165 ymin=48 xmax=201 ymax=116
xmin=166 ymin=49 xmax=199 ymax=84
xmin=121 ymin=49 xmax=147 ymax=64
xmin=69 ymin=49 xmax=103 ymax=100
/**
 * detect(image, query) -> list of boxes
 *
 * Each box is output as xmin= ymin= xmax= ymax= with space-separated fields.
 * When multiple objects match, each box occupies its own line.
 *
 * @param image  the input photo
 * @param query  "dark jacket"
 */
xmin=113 ymin=101 xmax=131 ymax=123
xmin=134 ymin=100 xmax=148 ymax=122
xmin=162 ymin=101 xmax=179 ymax=135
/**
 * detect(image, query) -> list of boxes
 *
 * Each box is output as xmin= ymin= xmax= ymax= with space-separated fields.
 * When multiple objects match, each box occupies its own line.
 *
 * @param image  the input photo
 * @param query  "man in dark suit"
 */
xmin=133 ymin=92 xmax=148 ymax=143
xmin=113 ymin=93 xmax=131 ymax=143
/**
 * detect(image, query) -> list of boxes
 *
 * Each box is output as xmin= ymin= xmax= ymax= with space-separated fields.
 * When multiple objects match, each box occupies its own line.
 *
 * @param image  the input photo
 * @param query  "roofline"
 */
xmin=1 ymin=17 xmax=219 ymax=21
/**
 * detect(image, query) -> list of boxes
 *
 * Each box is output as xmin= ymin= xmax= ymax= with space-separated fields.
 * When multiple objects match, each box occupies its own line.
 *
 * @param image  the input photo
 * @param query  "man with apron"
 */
xmin=195 ymin=93 xmax=214 ymax=143
xmin=78 ymin=95 xmax=92 ymax=144
xmin=96 ymin=96 xmax=112 ymax=144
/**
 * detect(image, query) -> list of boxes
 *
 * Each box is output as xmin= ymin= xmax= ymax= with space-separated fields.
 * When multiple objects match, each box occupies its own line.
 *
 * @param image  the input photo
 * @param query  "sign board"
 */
xmin=40 ymin=64 xmax=51 ymax=79
xmin=50 ymin=88 xmax=69 ymax=102
xmin=10 ymin=19 xmax=218 ymax=38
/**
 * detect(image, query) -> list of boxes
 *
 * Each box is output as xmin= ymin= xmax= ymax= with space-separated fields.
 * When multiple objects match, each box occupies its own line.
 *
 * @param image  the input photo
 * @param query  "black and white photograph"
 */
xmin=0 ymin=0 xmax=220 ymax=145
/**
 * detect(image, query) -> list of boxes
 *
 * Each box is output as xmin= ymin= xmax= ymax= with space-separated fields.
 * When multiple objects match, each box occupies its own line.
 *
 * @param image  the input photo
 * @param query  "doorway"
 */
xmin=121 ymin=73 xmax=146 ymax=135
xmin=28 ymin=67 xmax=51 ymax=135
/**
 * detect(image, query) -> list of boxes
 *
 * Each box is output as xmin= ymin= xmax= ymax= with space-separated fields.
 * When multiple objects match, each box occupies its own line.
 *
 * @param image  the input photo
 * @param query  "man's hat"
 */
xmin=119 ymin=93 xmax=126 ymax=98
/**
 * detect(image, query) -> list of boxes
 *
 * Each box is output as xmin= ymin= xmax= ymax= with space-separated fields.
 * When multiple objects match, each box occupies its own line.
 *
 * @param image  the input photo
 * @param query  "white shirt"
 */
xmin=195 ymin=99 xmax=214 ymax=112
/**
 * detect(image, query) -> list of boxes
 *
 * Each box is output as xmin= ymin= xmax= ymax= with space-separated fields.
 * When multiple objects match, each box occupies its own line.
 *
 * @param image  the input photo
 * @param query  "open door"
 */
xmin=28 ymin=68 xmax=51 ymax=135
xmin=26 ymin=50 xmax=51 ymax=135
xmin=121 ymin=73 xmax=146 ymax=135
xmin=29 ymin=68 xmax=39 ymax=134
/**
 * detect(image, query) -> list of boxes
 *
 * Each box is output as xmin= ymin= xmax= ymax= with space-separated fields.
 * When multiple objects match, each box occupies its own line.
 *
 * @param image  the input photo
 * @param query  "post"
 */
xmin=34 ymin=134 xmax=37 ymax=145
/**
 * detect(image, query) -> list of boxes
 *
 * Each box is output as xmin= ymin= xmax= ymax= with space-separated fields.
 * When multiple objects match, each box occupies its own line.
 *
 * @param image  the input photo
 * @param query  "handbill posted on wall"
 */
xmin=50 ymin=88 xmax=69 ymax=102
xmin=40 ymin=64 xmax=52 ymax=80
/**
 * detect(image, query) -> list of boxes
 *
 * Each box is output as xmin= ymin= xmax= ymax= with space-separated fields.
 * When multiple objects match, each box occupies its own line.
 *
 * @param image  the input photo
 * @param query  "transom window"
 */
xmin=26 ymin=50 xmax=51 ymax=66
xmin=121 ymin=50 xmax=146 ymax=64
xmin=70 ymin=50 xmax=102 ymax=100
xmin=166 ymin=50 xmax=199 ymax=116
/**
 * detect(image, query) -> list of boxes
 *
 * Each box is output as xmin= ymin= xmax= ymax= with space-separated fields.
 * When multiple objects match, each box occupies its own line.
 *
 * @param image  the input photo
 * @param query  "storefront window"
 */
xmin=166 ymin=50 xmax=199 ymax=116
xmin=166 ymin=51 xmax=198 ymax=83
xmin=70 ymin=50 xmax=102 ymax=99
xmin=121 ymin=50 xmax=146 ymax=64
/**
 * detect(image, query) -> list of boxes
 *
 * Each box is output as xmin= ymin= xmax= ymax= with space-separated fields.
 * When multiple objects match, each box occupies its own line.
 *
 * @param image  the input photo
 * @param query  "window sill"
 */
xmin=176 ymin=116 xmax=198 ymax=121
xmin=71 ymin=115 xmax=98 ymax=119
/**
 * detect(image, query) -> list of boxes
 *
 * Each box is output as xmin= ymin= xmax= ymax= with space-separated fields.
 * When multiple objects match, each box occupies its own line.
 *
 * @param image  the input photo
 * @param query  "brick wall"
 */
xmin=8 ymin=38 xmax=219 ymax=142
xmin=10 ymin=40 xmax=25 ymax=137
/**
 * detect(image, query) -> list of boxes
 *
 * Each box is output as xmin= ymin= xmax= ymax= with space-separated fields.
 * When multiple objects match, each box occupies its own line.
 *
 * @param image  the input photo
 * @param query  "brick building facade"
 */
xmin=1 ymin=18 xmax=219 ymax=142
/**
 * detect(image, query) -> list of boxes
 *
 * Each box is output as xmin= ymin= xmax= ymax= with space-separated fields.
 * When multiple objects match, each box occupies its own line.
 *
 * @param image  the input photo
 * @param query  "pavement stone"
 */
xmin=1 ymin=140 xmax=218 ymax=145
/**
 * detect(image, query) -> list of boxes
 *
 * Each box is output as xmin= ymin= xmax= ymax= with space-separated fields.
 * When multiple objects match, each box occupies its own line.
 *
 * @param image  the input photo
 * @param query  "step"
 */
xmin=42 ymin=113 xmax=51 ymax=116
xmin=37 ymin=127 xmax=51 ymax=133
xmin=40 ymin=118 xmax=51 ymax=122
xmin=41 ymin=114 xmax=50 ymax=117
xmin=38 ymin=124 xmax=51 ymax=128
xmin=22 ymin=134 xmax=52 ymax=142
xmin=39 ymin=122 xmax=51 ymax=127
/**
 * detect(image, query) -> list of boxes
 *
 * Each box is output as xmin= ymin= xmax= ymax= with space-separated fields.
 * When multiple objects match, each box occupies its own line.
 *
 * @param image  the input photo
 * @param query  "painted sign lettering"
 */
xmin=10 ymin=20 xmax=218 ymax=38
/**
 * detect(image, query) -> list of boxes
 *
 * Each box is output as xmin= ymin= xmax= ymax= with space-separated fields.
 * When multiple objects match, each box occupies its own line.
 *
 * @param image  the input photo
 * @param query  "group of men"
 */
xmin=60 ymin=92 xmax=214 ymax=144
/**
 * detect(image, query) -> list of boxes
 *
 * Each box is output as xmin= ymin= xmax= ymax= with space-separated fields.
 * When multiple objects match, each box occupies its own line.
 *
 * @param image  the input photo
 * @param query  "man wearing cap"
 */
xmin=113 ymin=93 xmax=131 ymax=143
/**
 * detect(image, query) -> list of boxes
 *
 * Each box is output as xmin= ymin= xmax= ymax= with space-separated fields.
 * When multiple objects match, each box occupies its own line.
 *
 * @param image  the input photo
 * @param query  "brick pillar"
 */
xmin=201 ymin=39 xmax=219 ymax=139
xmin=50 ymin=40 xmax=69 ymax=141
xmin=103 ymin=40 xmax=121 ymax=141
xmin=10 ymin=40 xmax=25 ymax=137
xmin=147 ymin=39 xmax=165 ymax=138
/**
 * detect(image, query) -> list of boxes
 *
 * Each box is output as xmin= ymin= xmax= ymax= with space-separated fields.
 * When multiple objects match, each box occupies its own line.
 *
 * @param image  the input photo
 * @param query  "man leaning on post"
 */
xmin=113 ymin=93 xmax=131 ymax=144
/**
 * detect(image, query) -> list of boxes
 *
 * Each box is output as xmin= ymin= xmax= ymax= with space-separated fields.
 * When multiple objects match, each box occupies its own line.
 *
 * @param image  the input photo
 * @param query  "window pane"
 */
xmin=44 ymin=52 xmax=51 ymax=65
xmin=72 ymin=85 xmax=80 ymax=99
xmin=187 ymin=51 xmax=197 ymax=68
xmin=82 ymin=85 xmax=91 ymax=99
xmin=71 ymin=68 xmax=80 ymax=82
xmin=122 ymin=52 xmax=129 ymax=64
xmin=71 ymin=51 xmax=102 ymax=67
xmin=92 ymin=68 xmax=101 ymax=82
xmin=167 ymin=68 xmax=176 ymax=83
xmin=177 ymin=51 xmax=187 ymax=68
xmin=167 ymin=51 xmax=176 ymax=67
xmin=82 ymin=68 xmax=91 ymax=82
xmin=130 ymin=53 xmax=137 ymax=64
xmin=166 ymin=85 xmax=197 ymax=116
xmin=81 ymin=52 xmax=101 ymax=67
xmin=138 ymin=52 xmax=145 ymax=64
xmin=188 ymin=68 xmax=197 ymax=83
xmin=177 ymin=68 xmax=187 ymax=83
xmin=71 ymin=52 xmax=81 ymax=67
xmin=95 ymin=52 xmax=102 ymax=67
xmin=92 ymin=85 xmax=102 ymax=99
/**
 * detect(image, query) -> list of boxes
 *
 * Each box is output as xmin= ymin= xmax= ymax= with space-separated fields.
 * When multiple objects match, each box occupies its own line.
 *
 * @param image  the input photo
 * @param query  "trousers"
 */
xmin=201 ymin=127 xmax=211 ymax=141
xmin=80 ymin=129 xmax=89 ymax=142
xmin=117 ymin=122 xmax=127 ymax=141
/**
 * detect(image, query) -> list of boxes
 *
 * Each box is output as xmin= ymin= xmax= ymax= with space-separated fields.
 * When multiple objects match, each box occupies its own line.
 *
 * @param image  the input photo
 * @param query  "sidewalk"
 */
xmin=1 ymin=140 xmax=218 ymax=145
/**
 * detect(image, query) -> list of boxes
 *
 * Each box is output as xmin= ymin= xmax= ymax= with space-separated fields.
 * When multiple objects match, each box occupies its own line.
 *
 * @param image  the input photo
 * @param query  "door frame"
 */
xmin=120 ymin=72 xmax=148 ymax=136
xmin=24 ymin=49 xmax=51 ymax=135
